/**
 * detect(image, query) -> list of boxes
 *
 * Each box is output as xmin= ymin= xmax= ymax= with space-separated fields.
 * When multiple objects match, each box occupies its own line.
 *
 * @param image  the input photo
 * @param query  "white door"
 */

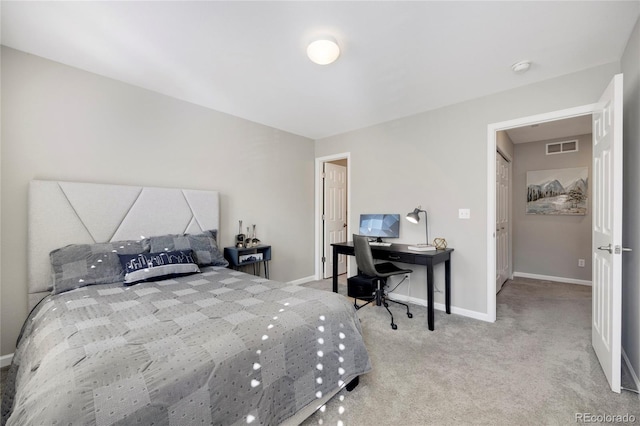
xmin=592 ymin=73 xmax=624 ymax=393
xmin=323 ymin=163 xmax=347 ymax=278
xmin=496 ymin=151 xmax=510 ymax=292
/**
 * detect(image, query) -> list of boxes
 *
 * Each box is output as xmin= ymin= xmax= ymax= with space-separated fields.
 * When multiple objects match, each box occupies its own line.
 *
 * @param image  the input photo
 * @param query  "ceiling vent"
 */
xmin=546 ymin=139 xmax=579 ymax=155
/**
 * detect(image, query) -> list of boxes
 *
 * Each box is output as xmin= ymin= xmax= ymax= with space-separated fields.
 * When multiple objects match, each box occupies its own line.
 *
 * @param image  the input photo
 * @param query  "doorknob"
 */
xmin=343 ymin=223 xmax=347 ymax=228
xmin=598 ymin=244 xmax=633 ymax=254
xmin=615 ymin=245 xmax=633 ymax=254
xmin=597 ymin=244 xmax=613 ymax=253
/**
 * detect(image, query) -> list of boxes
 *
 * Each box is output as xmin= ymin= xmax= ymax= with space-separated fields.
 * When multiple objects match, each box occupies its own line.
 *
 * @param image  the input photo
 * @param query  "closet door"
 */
xmin=496 ymin=151 xmax=510 ymax=292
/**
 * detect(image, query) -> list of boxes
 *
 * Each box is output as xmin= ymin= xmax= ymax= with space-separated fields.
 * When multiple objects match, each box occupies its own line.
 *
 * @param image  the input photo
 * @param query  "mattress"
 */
xmin=1 ymin=267 xmax=371 ymax=425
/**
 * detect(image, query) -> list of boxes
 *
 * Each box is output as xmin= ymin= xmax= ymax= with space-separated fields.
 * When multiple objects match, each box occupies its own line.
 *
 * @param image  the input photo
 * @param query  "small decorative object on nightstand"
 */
xmin=251 ymin=224 xmax=260 ymax=247
xmin=236 ymin=220 xmax=245 ymax=248
xmin=244 ymin=227 xmax=252 ymax=248
xmin=224 ymin=245 xmax=272 ymax=278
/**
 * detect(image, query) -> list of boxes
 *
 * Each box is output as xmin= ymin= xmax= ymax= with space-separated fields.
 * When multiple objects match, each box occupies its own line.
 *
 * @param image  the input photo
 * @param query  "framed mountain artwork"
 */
xmin=526 ymin=167 xmax=588 ymax=215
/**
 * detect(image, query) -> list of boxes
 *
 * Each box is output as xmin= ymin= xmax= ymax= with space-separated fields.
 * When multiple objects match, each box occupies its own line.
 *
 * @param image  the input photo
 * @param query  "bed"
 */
xmin=1 ymin=180 xmax=371 ymax=425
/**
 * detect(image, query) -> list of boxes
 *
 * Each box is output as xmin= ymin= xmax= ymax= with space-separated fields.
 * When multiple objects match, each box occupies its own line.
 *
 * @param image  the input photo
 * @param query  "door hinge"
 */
xmin=322 ymin=256 xmax=326 ymax=263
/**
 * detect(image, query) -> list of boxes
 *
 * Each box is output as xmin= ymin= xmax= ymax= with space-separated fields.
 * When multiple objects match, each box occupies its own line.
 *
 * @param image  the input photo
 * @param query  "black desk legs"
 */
xmin=427 ymin=260 xmax=453 ymax=330
xmin=445 ymin=259 xmax=451 ymax=314
xmin=426 ymin=264 xmax=435 ymax=331
xmin=332 ymin=248 xmax=339 ymax=293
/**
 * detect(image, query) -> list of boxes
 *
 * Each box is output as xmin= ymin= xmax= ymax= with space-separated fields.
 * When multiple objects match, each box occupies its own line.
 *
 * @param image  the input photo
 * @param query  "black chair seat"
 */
xmin=374 ymin=262 xmax=413 ymax=277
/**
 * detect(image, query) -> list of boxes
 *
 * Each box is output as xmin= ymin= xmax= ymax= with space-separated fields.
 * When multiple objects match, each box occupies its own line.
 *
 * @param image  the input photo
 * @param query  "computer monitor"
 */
xmin=358 ymin=214 xmax=400 ymax=241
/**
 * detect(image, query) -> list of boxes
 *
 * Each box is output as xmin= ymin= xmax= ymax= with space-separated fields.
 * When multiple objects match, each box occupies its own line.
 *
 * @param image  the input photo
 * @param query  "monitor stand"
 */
xmin=368 ymin=237 xmax=392 ymax=247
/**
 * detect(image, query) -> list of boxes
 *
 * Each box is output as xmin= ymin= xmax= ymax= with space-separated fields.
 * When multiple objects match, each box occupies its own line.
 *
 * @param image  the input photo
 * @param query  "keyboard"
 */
xmin=369 ymin=241 xmax=392 ymax=247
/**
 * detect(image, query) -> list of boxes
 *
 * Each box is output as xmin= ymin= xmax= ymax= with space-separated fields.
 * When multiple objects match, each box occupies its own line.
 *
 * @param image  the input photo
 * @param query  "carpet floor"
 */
xmin=299 ymin=276 xmax=640 ymax=425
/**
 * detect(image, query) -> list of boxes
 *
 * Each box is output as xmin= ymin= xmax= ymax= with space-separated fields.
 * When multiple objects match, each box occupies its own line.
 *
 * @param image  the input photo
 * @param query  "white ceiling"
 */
xmin=2 ymin=1 xmax=638 ymax=140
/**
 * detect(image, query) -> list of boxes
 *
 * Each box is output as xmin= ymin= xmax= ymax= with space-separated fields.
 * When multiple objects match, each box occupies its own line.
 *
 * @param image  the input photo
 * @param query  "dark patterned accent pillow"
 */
xmin=50 ymin=239 xmax=150 ymax=294
xmin=118 ymin=250 xmax=200 ymax=285
xmin=149 ymin=230 xmax=228 ymax=267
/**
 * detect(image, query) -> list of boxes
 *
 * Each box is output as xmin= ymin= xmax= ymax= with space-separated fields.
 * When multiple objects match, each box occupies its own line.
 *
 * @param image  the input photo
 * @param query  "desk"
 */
xmin=331 ymin=242 xmax=454 ymax=331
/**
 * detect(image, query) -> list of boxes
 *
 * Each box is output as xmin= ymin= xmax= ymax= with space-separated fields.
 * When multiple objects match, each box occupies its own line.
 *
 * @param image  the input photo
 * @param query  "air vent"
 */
xmin=546 ymin=140 xmax=578 ymax=155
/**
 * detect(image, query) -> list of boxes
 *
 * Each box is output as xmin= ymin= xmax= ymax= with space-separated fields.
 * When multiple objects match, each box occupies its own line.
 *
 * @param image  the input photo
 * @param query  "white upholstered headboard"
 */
xmin=28 ymin=180 xmax=220 ymax=309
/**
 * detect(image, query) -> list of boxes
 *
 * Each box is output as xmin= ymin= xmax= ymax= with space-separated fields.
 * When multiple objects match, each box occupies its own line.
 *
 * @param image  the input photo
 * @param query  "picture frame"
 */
xmin=526 ymin=167 xmax=588 ymax=215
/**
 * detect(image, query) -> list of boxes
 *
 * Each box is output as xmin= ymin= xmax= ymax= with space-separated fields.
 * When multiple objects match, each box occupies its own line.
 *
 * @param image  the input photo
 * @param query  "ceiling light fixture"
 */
xmin=307 ymin=37 xmax=340 ymax=65
xmin=511 ymin=60 xmax=532 ymax=73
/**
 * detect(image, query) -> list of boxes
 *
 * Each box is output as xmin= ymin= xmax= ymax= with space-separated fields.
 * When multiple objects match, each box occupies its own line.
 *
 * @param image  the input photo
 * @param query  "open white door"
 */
xmin=323 ymin=163 xmax=347 ymax=278
xmin=592 ymin=73 xmax=624 ymax=393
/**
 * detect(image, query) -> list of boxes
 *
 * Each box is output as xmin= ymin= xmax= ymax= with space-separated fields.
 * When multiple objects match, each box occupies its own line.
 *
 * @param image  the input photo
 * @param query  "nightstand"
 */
xmin=224 ymin=245 xmax=271 ymax=278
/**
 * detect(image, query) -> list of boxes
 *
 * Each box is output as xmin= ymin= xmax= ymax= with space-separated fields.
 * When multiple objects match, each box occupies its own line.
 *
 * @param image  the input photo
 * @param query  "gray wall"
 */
xmin=0 ymin=47 xmax=316 ymax=356
xmin=512 ymin=134 xmax=592 ymax=282
xmin=621 ymin=17 xmax=640 ymax=388
xmin=315 ymin=62 xmax=619 ymax=319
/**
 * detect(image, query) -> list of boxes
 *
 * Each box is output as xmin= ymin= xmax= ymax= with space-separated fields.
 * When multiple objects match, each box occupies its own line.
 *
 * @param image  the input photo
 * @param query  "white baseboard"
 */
xmin=1 ymin=353 xmax=13 ymax=368
xmin=287 ymin=275 xmax=316 ymax=286
xmin=622 ymin=347 xmax=640 ymax=396
xmin=513 ymin=271 xmax=592 ymax=286
xmin=386 ymin=292 xmax=493 ymax=323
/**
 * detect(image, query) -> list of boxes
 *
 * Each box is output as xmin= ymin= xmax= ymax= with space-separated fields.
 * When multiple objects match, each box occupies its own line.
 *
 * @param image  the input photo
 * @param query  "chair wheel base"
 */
xmin=391 ymin=323 xmax=398 ymax=330
xmin=407 ymin=313 xmax=413 ymax=318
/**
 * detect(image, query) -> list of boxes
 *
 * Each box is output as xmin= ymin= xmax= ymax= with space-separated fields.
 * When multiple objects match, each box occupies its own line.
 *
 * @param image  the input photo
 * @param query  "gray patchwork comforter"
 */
xmin=1 ymin=267 xmax=371 ymax=425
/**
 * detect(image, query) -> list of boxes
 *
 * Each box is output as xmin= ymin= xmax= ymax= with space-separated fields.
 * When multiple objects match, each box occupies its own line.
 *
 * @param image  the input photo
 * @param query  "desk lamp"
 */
xmin=406 ymin=206 xmax=432 ymax=248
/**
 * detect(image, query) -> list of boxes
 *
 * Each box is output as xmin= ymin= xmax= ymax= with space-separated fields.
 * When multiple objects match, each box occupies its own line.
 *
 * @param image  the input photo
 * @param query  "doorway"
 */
xmin=315 ymin=153 xmax=351 ymax=280
xmin=487 ymin=74 xmax=625 ymax=393
xmin=486 ymin=104 xmax=596 ymax=321
xmin=497 ymin=116 xmax=594 ymax=291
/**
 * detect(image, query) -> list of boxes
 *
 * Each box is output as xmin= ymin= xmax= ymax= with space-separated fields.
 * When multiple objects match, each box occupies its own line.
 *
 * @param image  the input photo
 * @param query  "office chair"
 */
xmin=352 ymin=234 xmax=413 ymax=330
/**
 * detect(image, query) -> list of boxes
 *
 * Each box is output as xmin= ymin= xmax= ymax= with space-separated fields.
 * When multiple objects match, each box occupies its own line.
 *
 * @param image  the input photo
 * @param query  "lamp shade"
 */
xmin=406 ymin=208 xmax=421 ymax=224
xmin=307 ymin=38 xmax=340 ymax=65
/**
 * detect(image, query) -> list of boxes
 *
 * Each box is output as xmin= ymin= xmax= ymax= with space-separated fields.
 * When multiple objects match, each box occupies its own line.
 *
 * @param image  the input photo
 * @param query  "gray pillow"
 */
xmin=50 ymin=239 xmax=150 ymax=294
xmin=149 ymin=230 xmax=228 ymax=267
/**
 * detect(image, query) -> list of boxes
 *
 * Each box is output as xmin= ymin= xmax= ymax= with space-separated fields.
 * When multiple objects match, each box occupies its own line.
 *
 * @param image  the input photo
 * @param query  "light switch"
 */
xmin=459 ymin=209 xmax=471 ymax=219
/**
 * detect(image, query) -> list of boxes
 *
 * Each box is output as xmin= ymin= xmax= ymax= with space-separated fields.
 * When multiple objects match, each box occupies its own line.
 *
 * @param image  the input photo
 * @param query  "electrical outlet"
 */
xmin=578 ymin=258 xmax=585 ymax=267
xmin=459 ymin=209 xmax=471 ymax=219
